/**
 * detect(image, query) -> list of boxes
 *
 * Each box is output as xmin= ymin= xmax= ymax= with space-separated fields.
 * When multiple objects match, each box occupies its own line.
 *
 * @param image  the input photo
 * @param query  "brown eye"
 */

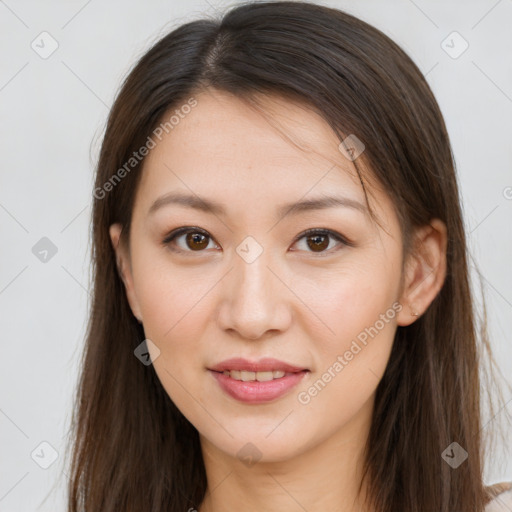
xmin=163 ymin=227 xmax=350 ymax=256
xmin=306 ymin=233 xmax=330 ymax=252
xmin=162 ymin=227 xmax=217 ymax=253
xmin=185 ymin=232 xmax=210 ymax=251
xmin=292 ymin=229 xmax=349 ymax=255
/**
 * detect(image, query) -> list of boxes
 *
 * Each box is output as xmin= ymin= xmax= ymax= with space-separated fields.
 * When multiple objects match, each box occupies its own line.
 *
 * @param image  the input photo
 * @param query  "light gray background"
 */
xmin=1 ymin=0 xmax=511 ymax=510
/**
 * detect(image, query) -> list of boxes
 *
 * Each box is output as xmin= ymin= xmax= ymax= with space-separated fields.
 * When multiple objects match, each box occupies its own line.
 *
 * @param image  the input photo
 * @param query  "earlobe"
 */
xmin=108 ymin=223 xmax=143 ymax=324
xmin=396 ymin=219 xmax=447 ymax=326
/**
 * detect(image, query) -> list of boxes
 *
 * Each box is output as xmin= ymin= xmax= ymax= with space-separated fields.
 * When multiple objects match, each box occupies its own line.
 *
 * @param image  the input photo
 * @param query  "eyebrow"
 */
xmin=147 ymin=191 xmax=368 ymax=218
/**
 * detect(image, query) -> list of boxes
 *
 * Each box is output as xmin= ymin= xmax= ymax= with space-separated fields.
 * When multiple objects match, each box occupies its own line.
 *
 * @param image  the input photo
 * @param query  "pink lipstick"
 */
xmin=208 ymin=357 xmax=309 ymax=403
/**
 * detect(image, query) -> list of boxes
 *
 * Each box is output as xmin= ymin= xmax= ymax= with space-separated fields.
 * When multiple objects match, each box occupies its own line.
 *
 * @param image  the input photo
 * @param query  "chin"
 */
xmin=202 ymin=423 xmax=312 ymax=465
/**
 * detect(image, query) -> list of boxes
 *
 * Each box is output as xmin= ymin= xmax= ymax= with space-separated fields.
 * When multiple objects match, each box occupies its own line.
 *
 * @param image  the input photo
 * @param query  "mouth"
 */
xmin=207 ymin=358 xmax=310 ymax=403
xmin=217 ymin=369 xmax=293 ymax=381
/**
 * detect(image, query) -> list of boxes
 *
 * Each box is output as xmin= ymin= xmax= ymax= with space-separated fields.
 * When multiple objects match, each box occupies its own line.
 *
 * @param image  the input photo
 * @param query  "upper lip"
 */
xmin=209 ymin=357 xmax=308 ymax=373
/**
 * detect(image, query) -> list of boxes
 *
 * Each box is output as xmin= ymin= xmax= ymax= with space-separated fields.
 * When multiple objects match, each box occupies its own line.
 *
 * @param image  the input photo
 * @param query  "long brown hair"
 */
xmin=64 ymin=1 xmax=509 ymax=510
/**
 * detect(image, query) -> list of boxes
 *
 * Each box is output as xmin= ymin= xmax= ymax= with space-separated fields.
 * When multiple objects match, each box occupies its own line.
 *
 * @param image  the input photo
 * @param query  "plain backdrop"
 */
xmin=1 ymin=0 xmax=511 ymax=510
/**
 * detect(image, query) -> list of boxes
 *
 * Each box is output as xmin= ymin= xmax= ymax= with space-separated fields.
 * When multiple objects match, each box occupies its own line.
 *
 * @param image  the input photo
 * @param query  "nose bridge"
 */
xmin=217 ymin=236 xmax=290 ymax=339
xmin=236 ymin=243 xmax=272 ymax=299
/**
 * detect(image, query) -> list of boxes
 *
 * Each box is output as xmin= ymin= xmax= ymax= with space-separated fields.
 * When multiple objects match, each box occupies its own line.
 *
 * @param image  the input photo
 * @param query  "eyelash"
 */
xmin=161 ymin=227 xmax=352 ymax=256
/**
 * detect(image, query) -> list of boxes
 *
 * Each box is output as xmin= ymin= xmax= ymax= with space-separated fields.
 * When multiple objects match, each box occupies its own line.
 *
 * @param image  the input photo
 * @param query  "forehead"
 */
xmin=134 ymin=88 xmax=390 ymax=226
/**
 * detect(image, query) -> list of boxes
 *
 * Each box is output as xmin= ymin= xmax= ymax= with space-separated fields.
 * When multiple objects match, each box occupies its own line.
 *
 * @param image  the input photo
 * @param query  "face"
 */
xmin=110 ymin=88 xmax=417 ymax=464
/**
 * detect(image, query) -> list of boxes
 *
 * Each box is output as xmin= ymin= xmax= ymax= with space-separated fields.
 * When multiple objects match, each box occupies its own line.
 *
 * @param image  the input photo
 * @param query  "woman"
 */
xmin=66 ymin=1 xmax=511 ymax=511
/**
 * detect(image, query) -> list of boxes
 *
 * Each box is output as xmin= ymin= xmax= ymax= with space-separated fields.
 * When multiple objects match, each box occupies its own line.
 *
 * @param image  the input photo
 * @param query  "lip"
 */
xmin=208 ymin=357 xmax=308 ymax=373
xmin=208 ymin=357 xmax=309 ymax=404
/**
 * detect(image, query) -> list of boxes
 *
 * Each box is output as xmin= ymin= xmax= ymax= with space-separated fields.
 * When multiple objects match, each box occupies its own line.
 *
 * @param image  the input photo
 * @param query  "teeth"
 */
xmin=222 ymin=369 xmax=287 ymax=381
xmin=241 ymin=371 xmax=255 ymax=381
xmin=255 ymin=371 xmax=273 ymax=382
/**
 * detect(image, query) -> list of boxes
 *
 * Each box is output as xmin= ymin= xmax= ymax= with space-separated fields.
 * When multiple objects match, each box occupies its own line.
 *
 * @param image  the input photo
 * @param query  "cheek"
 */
xmin=293 ymin=258 xmax=400 ymax=405
xmin=298 ymin=258 xmax=400 ymax=348
xmin=134 ymin=249 xmax=215 ymax=345
xmin=135 ymin=264 xmax=213 ymax=423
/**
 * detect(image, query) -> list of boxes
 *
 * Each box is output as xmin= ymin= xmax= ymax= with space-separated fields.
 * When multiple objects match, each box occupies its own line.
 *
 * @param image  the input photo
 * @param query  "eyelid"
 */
xmin=162 ymin=226 xmax=352 ymax=254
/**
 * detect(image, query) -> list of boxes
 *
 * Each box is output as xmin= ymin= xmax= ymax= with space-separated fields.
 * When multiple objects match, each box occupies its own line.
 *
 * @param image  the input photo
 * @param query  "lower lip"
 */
xmin=209 ymin=370 xmax=309 ymax=403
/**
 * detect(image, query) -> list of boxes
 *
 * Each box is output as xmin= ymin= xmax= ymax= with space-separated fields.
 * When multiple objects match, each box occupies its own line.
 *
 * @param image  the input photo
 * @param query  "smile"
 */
xmin=221 ymin=369 xmax=287 ymax=381
xmin=209 ymin=369 xmax=309 ymax=403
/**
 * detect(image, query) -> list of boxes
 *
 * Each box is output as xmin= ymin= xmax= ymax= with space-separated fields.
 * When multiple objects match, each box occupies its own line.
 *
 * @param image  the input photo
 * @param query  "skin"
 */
xmin=110 ymin=88 xmax=447 ymax=512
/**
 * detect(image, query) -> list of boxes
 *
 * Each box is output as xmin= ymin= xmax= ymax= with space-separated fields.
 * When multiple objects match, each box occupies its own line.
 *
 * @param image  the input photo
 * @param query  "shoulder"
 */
xmin=485 ymin=481 xmax=512 ymax=512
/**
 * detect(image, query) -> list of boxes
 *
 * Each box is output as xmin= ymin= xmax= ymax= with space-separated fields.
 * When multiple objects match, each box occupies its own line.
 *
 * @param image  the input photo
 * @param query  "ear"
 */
xmin=109 ymin=223 xmax=143 ymax=323
xmin=396 ymin=218 xmax=448 ymax=326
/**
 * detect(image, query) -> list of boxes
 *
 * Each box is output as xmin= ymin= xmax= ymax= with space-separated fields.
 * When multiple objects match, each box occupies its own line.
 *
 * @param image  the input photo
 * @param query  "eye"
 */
xmin=162 ymin=227 xmax=219 ymax=253
xmin=162 ymin=227 xmax=351 ymax=255
xmin=291 ymin=228 xmax=350 ymax=255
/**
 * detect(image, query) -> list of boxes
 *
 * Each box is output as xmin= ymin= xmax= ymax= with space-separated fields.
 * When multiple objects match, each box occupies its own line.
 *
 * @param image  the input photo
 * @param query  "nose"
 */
xmin=216 ymin=246 xmax=292 ymax=340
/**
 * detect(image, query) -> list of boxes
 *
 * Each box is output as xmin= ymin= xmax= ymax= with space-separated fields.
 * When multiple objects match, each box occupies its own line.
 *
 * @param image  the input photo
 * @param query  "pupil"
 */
xmin=187 ymin=232 xmax=209 ymax=250
xmin=308 ymin=234 xmax=328 ymax=252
